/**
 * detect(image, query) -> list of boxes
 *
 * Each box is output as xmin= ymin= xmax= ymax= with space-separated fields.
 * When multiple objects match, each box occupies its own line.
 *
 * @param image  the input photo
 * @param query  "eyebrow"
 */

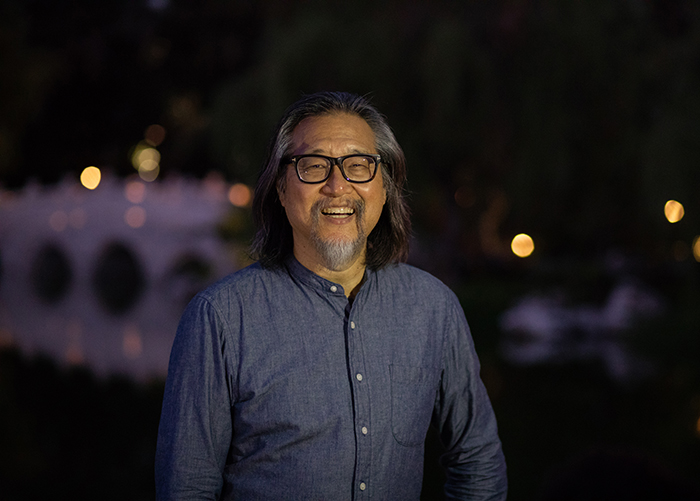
xmin=303 ymin=148 xmax=369 ymax=156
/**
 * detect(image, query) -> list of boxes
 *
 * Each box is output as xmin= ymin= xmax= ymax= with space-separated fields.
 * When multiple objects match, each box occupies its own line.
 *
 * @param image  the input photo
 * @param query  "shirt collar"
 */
xmin=284 ymin=255 xmax=369 ymax=297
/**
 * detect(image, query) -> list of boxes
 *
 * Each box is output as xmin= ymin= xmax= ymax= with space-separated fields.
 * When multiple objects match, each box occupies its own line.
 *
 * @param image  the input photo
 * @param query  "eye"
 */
xmin=296 ymin=156 xmax=331 ymax=181
xmin=344 ymin=156 xmax=372 ymax=171
xmin=304 ymin=162 xmax=326 ymax=171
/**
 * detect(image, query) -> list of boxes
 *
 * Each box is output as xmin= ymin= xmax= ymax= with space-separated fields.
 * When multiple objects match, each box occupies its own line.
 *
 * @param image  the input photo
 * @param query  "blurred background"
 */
xmin=1 ymin=0 xmax=699 ymax=499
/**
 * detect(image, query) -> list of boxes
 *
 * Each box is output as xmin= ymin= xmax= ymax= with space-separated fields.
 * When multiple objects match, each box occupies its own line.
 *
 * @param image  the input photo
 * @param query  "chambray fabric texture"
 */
xmin=155 ymin=257 xmax=507 ymax=500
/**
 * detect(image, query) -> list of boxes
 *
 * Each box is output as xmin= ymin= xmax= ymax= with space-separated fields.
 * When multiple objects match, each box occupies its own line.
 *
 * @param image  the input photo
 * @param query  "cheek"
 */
xmin=364 ymin=189 xmax=387 ymax=224
xmin=374 ymin=192 xmax=386 ymax=219
xmin=280 ymin=186 xmax=314 ymax=223
xmin=276 ymin=186 xmax=286 ymax=209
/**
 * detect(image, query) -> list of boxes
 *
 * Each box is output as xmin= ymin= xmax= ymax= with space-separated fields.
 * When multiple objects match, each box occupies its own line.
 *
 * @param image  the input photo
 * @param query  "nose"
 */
xmin=320 ymin=164 xmax=351 ymax=196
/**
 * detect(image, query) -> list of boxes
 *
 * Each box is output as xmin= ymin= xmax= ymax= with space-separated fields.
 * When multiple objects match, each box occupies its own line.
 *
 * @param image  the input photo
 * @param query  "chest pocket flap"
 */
xmin=390 ymin=364 xmax=441 ymax=447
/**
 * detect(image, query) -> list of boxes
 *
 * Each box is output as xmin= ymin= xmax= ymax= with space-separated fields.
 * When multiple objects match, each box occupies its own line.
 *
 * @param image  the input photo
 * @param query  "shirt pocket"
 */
xmin=389 ymin=364 xmax=441 ymax=447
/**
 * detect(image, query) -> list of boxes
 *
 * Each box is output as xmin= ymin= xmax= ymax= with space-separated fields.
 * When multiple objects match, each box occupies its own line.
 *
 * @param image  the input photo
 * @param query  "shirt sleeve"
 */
xmin=433 ymin=296 xmax=508 ymax=500
xmin=155 ymin=295 xmax=235 ymax=500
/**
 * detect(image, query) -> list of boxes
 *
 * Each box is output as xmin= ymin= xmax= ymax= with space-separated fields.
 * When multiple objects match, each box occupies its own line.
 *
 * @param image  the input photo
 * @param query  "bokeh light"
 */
xmin=144 ymin=124 xmax=166 ymax=146
xmin=124 ymin=206 xmax=147 ymax=228
xmin=203 ymin=172 xmax=227 ymax=201
xmin=139 ymin=158 xmax=159 ymax=172
xmin=130 ymin=142 xmax=161 ymax=182
xmin=228 ymin=183 xmax=253 ymax=207
xmin=511 ymin=233 xmax=535 ymax=258
xmin=672 ymin=241 xmax=690 ymax=261
xmin=65 ymin=318 xmax=84 ymax=365
xmin=49 ymin=211 xmax=68 ymax=232
xmin=69 ymin=208 xmax=87 ymax=229
xmin=138 ymin=164 xmax=160 ymax=182
xmin=80 ymin=166 xmax=101 ymax=190
xmin=123 ymin=323 xmax=143 ymax=359
xmin=664 ymin=200 xmax=685 ymax=223
xmin=125 ymin=181 xmax=146 ymax=204
xmin=65 ymin=342 xmax=84 ymax=365
xmin=132 ymin=145 xmax=161 ymax=169
xmin=693 ymin=236 xmax=700 ymax=263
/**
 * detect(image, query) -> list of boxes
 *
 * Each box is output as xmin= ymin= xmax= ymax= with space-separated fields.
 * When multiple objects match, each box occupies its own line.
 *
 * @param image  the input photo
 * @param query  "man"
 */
xmin=156 ymin=91 xmax=507 ymax=500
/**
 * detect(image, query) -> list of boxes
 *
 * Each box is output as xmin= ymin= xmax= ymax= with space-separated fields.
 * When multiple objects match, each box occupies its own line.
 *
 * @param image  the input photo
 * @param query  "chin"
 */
xmin=314 ymin=234 xmax=365 ymax=271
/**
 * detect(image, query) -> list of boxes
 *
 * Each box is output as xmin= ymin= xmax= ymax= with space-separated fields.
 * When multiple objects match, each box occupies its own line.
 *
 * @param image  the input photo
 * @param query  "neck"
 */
xmin=293 ymin=245 xmax=368 ymax=298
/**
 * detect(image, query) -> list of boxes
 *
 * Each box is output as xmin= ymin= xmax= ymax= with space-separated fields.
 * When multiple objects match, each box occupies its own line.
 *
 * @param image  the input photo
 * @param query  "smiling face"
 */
xmin=277 ymin=113 xmax=387 ymax=272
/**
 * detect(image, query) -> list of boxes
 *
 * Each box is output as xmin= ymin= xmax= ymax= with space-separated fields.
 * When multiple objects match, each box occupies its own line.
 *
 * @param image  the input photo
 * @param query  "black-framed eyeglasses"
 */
xmin=286 ymin=154 xmax=381 ymax=184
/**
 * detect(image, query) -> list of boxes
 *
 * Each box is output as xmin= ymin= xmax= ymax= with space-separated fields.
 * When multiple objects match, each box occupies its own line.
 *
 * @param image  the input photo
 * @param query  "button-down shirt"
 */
xmin=156 ymin=258 xmax=507 ymax=500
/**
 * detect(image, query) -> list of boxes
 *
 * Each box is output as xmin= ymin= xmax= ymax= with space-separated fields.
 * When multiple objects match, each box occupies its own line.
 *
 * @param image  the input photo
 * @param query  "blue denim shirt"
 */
xmin=156 ymin=258 xmax=507 ymax=500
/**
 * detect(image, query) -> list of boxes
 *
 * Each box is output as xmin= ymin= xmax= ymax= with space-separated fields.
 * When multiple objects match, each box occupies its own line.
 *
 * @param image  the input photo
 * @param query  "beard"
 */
xmin=310 ymin=198 xmax=367 ymax=271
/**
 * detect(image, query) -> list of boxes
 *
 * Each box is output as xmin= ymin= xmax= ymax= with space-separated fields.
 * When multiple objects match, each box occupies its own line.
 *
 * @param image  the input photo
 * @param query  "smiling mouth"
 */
xmin=321 ymin=207 xmax=355 ymax=218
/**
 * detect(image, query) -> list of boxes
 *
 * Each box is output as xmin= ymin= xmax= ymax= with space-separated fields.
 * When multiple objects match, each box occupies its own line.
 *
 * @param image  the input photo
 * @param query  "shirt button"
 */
xmin=330 ymin=285 xmax=338 ymax=292
xmin=356 ymin=373 xmax=363 ymax=381
xmin=362 ymin=426 xmax=368 ymax=435
xmin=350 ymin=321 xmax=356 ymax=329
xmin=360 ymin=482 xmax=366 ymax=491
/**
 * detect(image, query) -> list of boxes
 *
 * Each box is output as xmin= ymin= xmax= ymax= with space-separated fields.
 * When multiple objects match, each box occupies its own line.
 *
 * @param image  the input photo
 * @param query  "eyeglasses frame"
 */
xmin=286 ymin=153 xmax=382 ymax=184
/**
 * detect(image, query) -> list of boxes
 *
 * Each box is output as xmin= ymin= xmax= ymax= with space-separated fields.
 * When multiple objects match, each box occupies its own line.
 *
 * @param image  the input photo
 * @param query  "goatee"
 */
xmin=311 ymin=198 xmax=366 ymax=271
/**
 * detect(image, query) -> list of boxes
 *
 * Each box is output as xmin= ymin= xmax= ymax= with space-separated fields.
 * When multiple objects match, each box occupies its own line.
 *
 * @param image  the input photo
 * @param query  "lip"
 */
xmin=321 ymin=207 xmax=355 ymax=216
xmin=321 ymin=213 xmax=355 ymax=227
xmin=318 ymin=205 xmax=356 ymax=226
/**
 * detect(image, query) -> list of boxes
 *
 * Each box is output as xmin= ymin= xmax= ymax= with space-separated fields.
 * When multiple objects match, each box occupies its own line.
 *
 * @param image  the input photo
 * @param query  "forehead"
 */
xmin=290 ymin=113 xmax=376 ymax=155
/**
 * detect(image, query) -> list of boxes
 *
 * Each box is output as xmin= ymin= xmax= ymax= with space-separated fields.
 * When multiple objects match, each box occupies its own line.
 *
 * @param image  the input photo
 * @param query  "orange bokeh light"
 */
xmin=228 ymin=183 xmax=253 ymax=207
xmin=511 ymin=233 xmax=535 ymax=258
xmin=664 ymin=200 xmax=685 ymax=223
xmin=80 ymin=166 xmax=101 ymax=190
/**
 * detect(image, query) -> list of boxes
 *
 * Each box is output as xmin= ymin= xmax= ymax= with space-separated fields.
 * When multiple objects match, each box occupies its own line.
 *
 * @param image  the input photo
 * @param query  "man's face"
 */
xmin=277 ymin=113 xmax=387 ymax=271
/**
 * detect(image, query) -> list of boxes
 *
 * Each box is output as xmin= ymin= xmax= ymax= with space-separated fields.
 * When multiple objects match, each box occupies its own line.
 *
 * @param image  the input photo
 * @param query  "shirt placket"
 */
xmin=346 ymin=306 xmax=372 ymax=499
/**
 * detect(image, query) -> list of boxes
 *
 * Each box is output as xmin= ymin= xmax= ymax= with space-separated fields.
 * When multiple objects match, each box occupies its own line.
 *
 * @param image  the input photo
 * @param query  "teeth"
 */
xmin=322 ymin=207 xmax=354 ymax=215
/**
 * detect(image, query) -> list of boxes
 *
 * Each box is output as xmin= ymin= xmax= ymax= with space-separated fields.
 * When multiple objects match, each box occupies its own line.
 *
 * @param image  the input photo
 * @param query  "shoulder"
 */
xmin=377 ymin=262 xmax=451 ymax=290
xmin=195 ymin=262 xmax=286 ymax=306
xmin=375 ymin=263 xmax=458 ymax=303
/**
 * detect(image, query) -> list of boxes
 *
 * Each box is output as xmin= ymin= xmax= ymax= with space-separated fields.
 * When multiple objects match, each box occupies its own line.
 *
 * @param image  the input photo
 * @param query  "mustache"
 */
xmin=310 ymin=198 xmax=366 ymax=235
xmin=312 ymin=198 xmax=366 ymax=218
